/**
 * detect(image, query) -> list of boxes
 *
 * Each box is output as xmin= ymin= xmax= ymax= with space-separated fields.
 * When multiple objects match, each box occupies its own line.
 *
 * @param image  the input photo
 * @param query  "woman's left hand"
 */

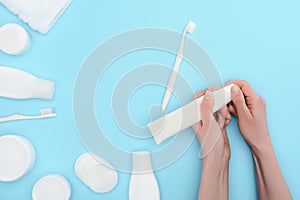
xmin=193 ymin=88 xmax=231 ymax=162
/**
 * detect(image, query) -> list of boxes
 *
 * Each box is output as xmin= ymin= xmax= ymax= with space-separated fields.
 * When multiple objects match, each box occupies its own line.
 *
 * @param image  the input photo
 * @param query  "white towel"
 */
xmin=0 ymin=0 xmax=71 ymax=34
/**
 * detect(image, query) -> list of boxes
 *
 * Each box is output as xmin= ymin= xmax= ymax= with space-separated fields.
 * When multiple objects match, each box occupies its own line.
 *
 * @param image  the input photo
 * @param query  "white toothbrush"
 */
xmin=160 ymin=20 xmax=196 ymax=113
xmin=0 ymin=108 xmax=57 ymax=123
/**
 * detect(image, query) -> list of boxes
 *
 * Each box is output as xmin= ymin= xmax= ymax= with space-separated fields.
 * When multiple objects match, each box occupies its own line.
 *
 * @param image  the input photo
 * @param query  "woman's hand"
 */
xmin=226 ymin=80 xmax=292 ymax=200
xmin=226 ymin=80 xmax=271 ymax=154
xmin=193 ymin=89 xmax=231 ymax=162
xmin=194 ymin=88 xmax=231 ymax=200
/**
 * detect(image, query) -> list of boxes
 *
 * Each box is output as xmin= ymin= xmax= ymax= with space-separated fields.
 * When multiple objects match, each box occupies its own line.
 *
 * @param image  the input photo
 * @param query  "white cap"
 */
xmin=0 ymin=135 xmax=35 ymax=182
xmin=0 ymin=24 xmax=31 ymax=55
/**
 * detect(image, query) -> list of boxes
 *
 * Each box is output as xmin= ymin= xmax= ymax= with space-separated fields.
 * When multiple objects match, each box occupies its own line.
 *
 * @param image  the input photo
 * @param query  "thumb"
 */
xmin=231 ymin=85 xmax=251 ymax=118
xmin=200 ymin=90 xmax=214 ymax=128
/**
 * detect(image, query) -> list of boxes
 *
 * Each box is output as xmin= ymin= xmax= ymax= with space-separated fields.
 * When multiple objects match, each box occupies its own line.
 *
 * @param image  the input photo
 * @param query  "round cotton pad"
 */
xmin=74 ymin=153 xmax=92 ymax=180
xmin=32 ymin=174 xmax=71 ymax=200
xmin=85 ymin=163 xmax=118 ymax=193
xmin=74 ymin=153 xmax=118 ymax=193
xmin=0 ymin=23 xmax=31 ymax=55
xmin=0 ymin=135 xmax=35 ymax=182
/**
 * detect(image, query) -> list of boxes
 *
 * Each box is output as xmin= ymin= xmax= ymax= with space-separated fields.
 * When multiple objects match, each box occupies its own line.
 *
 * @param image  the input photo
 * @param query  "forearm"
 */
xmin=198 ymin=156 xmax=229 ymax=200
xmin=252 ymin=140 xmax=292 ymax=200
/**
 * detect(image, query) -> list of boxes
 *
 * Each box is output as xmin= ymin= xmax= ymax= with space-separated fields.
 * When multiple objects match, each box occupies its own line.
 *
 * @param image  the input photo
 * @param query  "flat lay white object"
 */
xmin=149 ymin=84 xmax=235 ymax=144
xmin=160 ymin=20 xmax=196 ymax=113
xmin=0 ymin=23 xmax=31 ymax=55
xmin=129 ymin=152 xmax=160 ymax=200
xmin=0 ymin=135 xmax=35 ymax=182
xmin=0 ymin=0 xmax=72 ymax=34
xmin=0 ymin=66 xmax=55 ymax=100
xmin=32 ymin=174 xmax=71 ymax=200
xmin=75 ymin=153 xmax=118 ymax=193
xmin=0 ymin=108 xmax=57 ymax=123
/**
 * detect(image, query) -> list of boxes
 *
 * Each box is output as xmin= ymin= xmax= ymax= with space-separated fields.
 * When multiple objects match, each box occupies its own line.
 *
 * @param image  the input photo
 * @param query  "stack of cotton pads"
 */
xmin=0 ymin=135 xmax=35 ymax=182
xmin=75 ymin=153 xmax=118 ymax=193
xmin=32 ymin=174 xmax=71 ymax=200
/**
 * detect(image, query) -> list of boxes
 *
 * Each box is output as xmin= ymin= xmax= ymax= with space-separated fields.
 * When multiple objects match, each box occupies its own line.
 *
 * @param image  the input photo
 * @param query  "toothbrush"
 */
xmin=160 ymin=20 xmax=196 ymax=113
xmin=0 ymin=108 xmax=57 ymax=123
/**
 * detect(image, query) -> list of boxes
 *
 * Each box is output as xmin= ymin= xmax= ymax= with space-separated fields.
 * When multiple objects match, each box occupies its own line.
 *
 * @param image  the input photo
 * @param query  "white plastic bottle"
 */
xmin=129 ymin=152 xmax=160 ymax=200
xmin=0 ymin=66 xmax=55 ymax=100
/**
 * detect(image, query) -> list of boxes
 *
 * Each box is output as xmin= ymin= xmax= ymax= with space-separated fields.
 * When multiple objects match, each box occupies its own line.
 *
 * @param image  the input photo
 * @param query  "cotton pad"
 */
xmin=0 ymin=135 xmax=35 ymax=182
xmin=0 ymin=23 xmax=31 ymax=55
xmin=74 ymin=153 xmax=118 ymax=193
xmin=32 ymin=174 xmax=71 ymax=200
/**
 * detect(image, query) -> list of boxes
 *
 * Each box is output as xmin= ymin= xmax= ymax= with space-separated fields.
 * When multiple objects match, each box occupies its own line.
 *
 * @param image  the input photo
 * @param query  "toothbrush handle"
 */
xmin=160 ymin=29 xmax=187 ymax=113
xmin=0 ymin=114 xmax=26 ymax=123
xmin=0 ymin=113 xmax=56 ymax=123
xmin=161 ymin=70 xmax=178 ymax=113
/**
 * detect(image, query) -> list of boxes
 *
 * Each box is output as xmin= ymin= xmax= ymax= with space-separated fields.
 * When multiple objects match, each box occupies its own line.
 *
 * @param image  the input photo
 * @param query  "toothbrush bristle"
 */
xmin=187 ymin=20 xmax=196 ymax=33
xmin=40 ymin=108 xmax=54 ymax=115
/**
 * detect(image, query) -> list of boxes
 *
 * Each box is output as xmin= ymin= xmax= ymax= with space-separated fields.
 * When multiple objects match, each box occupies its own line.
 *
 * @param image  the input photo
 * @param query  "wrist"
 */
xmin=202 ymin=152 xmax=229 ymax=172
xmin=251 ymin=135 xmax=274 ymax=159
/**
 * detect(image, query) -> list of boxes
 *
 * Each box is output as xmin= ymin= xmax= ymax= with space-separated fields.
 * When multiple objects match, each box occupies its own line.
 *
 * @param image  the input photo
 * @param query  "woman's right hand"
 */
xmin=226 ymin=80 xmax=271 ymax=153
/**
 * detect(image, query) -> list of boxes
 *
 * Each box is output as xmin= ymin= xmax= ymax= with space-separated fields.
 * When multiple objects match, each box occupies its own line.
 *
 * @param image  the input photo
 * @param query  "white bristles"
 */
xmin=40 ymin=108 xmax=54 ymax=115
xmin=186 ymin=20 xmax=196 ymax=34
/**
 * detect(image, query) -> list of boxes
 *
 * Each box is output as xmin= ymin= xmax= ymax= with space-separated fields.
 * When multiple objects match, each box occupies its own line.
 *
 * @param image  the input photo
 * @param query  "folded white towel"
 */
xmin=0 ymin=0 xmax=72 ymax=34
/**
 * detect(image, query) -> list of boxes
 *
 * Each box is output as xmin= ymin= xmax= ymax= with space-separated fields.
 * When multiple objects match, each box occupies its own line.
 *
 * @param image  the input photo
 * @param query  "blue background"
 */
xmin=1 ymin=0 xmax=299 ymax=199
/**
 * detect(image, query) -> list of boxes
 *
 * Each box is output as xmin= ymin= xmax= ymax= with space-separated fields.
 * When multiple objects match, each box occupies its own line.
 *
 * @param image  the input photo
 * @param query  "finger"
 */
xmin=227 ymin=103 xmax=237 ymax=117
xmin=194 ymin=89 xmax=208 ymax=99
xmin=226 ymin=80 xmax=257 ymax=98
xmin=224 ymin=108 xmax=231 ymax=126
xmin=200 ymin=90 xmax=214 ymax=128
xmin=216 ymin=107 xmax=231 ymax=128
xmin=217 ymin=112 xmax=225 ymax=129
xmin=231 ymin=85 xmax=252 ymax=118
xmin=194 ymin=86 xmax=222 ymax=99
xmin=224 ymin=117 xmax=231 ymax=127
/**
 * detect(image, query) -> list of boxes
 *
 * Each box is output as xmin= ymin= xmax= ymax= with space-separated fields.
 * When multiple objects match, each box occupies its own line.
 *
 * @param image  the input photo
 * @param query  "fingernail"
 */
xmin=204 ymin=90 xmax=211 ymax=100
xmin=232 ymin=85 xmax=239 ymax=96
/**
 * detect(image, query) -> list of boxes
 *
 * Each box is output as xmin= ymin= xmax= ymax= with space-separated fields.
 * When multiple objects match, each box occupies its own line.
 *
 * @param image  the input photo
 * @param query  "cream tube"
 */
xmin=149 ymin=84 xmax=234 ymax=144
